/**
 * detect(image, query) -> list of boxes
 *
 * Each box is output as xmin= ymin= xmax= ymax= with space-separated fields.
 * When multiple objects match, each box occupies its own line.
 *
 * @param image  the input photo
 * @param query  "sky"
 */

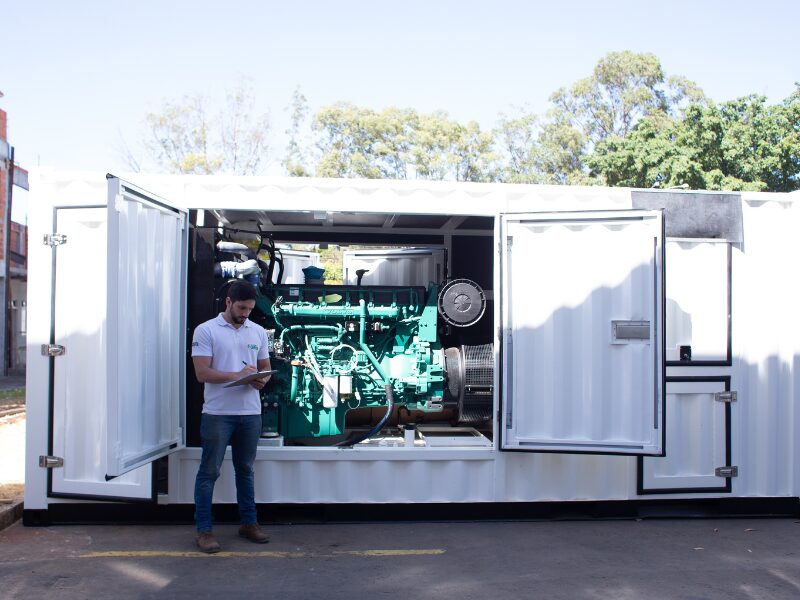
xmin=1 ymin=0 xmax=798 ymax=205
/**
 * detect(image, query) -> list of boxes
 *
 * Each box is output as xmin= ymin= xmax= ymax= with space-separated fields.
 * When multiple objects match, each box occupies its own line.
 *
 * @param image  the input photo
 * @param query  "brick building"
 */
xmin=0 ymin=103 xmax=29 ymax=373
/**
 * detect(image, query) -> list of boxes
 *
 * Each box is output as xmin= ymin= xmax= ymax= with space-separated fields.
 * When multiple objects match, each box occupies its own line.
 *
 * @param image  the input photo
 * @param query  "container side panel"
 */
xmin=169 ymin=448 xmax=496 ymax=504
xmin=276 ymin=250 xmax=321 ymax=285
xmin=343 ymin=248 xmax=445 ymax=287
xmin=733 ymin=199 xmax=800 ymax=497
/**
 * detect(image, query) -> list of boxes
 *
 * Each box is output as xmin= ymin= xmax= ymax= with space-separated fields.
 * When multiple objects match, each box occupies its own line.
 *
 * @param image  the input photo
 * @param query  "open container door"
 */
xmin=500 ymin=210 xmax=665 ymax=455
xmin=105 ymin=177 xmax=188 ymax=478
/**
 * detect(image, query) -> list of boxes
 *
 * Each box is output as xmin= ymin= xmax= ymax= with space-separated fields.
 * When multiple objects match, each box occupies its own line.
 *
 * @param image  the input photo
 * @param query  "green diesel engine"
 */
xmin=252 ymin=281 xmax=491 ymax=445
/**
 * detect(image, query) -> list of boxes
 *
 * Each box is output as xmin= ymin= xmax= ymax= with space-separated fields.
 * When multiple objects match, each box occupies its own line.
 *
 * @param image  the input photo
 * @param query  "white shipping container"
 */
xmin=23 ymin=169 xmax=800 ymax=522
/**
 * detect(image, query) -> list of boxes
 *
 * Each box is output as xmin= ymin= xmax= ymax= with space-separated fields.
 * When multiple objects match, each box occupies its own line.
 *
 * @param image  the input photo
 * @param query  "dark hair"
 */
xmin=226 ymin=280 xmax=258 ymax=303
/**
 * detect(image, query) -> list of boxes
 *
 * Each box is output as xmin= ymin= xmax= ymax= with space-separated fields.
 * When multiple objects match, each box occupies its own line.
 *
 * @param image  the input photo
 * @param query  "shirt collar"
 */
xmin=215 ymin=313 xmax=250 ymax=329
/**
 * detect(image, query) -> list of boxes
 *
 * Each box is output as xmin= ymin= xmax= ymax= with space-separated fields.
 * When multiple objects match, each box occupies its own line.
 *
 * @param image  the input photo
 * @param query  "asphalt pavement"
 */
xmin=1 ymin=517 xmax=799 ymax=599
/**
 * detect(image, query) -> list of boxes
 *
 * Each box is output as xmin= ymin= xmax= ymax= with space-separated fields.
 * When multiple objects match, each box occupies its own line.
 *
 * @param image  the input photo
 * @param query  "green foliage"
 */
xmin=318 ymin=246 xmax=343 ymax=284
xmin=131 ymin=51 xmax=797 ymax=192
xmin=313 ymin=104 xmax=498 ymax=182
xmin=139 ymin=80 xmax=271 ymax=175
xmin=550 ymin=51 xmax=706 ymax=145
xmin=283 ymin=87 xmax=313 ymax=177
xmin=497 ymin=51 xmax=706 ymax=185
xmin=588 ymin=87 xmax=800 ymax=192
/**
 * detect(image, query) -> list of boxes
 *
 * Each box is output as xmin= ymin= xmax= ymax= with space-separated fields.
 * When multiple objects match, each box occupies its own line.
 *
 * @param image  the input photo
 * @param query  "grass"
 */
xmin=0 ymin=483 xmax=23 ymax=501
xmin=0 ymin=388 xmax=24 ymax=409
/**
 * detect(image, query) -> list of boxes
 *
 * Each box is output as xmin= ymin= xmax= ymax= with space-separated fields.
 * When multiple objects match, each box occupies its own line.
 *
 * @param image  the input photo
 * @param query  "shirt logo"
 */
xmin=192 ymin=342 xmax=199 ymax=347
xmin=248 ymin=344 xmax=259 ymax=351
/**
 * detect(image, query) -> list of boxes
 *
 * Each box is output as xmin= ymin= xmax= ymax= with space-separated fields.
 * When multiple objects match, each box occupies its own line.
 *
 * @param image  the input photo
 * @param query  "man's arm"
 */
xmin=193 ymin=356 xmax=256 ymax=384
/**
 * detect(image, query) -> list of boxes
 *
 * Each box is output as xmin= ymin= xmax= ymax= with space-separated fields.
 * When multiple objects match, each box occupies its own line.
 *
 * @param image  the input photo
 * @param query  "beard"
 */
xmin=232 ymin=314 xmax=247 ymax=324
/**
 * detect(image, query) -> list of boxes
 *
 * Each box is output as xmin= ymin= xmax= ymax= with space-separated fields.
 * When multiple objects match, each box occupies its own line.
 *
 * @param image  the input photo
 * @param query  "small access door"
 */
xmin=500 ymin=210 xmax=665 ymax=455
xmin=49 ymin=177 xmax=187 ymax=499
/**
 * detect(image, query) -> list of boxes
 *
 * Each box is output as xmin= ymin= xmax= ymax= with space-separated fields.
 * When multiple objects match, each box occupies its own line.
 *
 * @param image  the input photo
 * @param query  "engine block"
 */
xmin=255 ymin=285 xmax=448 ymax=440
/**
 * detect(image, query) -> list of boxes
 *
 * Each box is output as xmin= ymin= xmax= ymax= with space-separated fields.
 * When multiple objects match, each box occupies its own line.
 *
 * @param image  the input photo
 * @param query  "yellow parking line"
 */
xmin=80 ymin=551 xmax=305 ymax=558
xmin=80 ymin=549 xmax=445 ymax=559
xmin=337 ymin=549 xmax=445 ymax=556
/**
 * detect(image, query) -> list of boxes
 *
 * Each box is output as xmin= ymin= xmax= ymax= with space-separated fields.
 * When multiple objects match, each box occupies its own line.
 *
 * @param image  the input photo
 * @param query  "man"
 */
xmin=191 ymin=280 xmax=271 ymax=553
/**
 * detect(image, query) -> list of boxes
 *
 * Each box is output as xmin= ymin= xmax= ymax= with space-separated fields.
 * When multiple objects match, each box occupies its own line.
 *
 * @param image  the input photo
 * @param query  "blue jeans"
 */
xmin=194 ymin=413 xmax=262 ymax=532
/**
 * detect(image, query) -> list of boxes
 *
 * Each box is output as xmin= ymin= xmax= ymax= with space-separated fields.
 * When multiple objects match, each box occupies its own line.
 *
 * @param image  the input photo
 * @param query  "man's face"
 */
xmin=226 ymin=298 xmax=256 ymax=325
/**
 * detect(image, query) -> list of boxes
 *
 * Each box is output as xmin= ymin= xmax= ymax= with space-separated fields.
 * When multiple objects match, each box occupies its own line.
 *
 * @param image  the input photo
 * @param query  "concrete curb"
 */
xmin=0 ymin=496 xmax=23 ymax=531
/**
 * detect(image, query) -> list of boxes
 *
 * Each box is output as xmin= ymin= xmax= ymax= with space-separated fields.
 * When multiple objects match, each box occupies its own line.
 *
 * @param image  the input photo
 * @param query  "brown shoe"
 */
xmin=196 ymin=531 xmax=221 ymax=553
xmin=238 ymin=523 xmax=269 ymax=543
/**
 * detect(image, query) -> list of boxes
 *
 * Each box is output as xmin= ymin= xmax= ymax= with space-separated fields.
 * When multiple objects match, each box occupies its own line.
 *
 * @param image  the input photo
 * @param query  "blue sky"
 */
xmin=2 ymin=0 xmax=798 ymax=183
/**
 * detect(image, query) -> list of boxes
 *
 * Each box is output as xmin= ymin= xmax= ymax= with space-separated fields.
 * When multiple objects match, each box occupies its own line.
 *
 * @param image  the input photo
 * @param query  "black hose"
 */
xmin=273 ymin=250 xmax=284 ymax=285
xmin=337 ymin=383 xmax=395 ymax=447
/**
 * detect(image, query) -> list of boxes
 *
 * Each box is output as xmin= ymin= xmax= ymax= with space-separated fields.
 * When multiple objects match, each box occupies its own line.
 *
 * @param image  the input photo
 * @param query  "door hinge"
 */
xmin=715 ymin=466 xmax=738 ymax=478
xmin=714 ymin=391 xmax=737 ymax=403
xmin=41 ymin=344 xmax=66 ymax=357
xmin=43 ymin=233 xmax=67 ymax=247
xmin=39 ymin=455 xmax=64 ymax=469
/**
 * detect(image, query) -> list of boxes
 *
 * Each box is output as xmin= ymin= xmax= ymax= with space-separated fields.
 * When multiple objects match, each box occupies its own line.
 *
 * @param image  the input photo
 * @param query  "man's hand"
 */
xmin=250 ymin=358 xmax=272 ymax=389
xmin=250 ymin=375 xmax=269 ymax=390
xmin=237 ymin=364 xmax=257 ymax=379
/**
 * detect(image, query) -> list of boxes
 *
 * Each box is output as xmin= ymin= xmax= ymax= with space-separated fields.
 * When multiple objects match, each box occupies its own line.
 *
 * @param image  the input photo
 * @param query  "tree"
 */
xmin=313 ymin=104 xmax=498 ymax=182
xmin=282 ymin=87 xmax=313 ymax=177
xmin=132 ymin=81 xmax=271 ymax=175
xmin=496 ymin=110 xmax=589 ymax=184
xmin=314 ymin=103 xmax=415 ymax=179
xmin=497 ymin=51 xmax=705 ymax=185
xmin=550 ymin=51 xmax=705 ymax=146
xmin=588 ymin=87 xmax=800 ymax=192
xmin=219 ymin=81 xmax=271 ymax=175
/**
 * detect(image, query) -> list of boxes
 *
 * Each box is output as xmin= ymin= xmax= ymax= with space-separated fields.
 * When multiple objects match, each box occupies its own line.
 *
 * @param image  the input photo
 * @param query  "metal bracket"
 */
xmin=43 ymin=233 xmax=67 ymax=247
xmin=714 ymin=391 xmax=737 ymax=403
xmin=39 ymin=455 xmax=64 ymax=469
xmin=715 ymin=466 xmax=738 ymax=478
xmin=41 ymin=344 xmax=66 ymax=357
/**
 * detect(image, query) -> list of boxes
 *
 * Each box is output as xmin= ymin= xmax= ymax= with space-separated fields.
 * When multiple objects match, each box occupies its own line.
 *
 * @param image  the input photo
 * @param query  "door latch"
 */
xmin=714 ymin=391 xmax=737 ymax=403
xmin=715 ymin=466 xmax=738 ymax=478
xmin=41 ymin=344 xmax=66 ymax=357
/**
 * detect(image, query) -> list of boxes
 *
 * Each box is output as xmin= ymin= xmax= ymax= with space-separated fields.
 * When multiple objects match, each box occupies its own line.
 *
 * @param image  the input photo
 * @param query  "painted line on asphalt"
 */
xmin=79 ymin=549 xmax=446 ymax=558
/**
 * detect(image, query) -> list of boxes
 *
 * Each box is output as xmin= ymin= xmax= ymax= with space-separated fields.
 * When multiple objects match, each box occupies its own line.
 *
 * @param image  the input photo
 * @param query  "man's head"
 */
xmin=224 ymin=280 xmax=258 ymax=326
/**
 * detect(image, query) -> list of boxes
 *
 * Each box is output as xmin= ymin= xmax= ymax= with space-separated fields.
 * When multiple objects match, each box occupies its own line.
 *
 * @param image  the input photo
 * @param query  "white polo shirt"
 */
xmin=191 ymin=313 xmax=270 ymax=415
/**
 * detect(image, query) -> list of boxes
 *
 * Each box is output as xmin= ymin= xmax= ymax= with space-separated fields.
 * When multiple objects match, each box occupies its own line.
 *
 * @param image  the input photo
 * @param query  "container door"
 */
xmin=638 ymin=378 xmax=731 ymax=494
xmin=106 ymin=177 xmax=188 ymax=477
xmin=50 ymin=178 xmax=187 ymax=500
xmin=500 ymin=210 xmax=665 ymax=455
xmin=51 ymin=206 xmax=154 ymax=499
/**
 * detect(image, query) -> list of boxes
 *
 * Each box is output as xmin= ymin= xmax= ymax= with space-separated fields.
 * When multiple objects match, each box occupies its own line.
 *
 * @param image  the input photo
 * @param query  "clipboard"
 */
xmin=223 ymin=370 xmax=276 ymax=388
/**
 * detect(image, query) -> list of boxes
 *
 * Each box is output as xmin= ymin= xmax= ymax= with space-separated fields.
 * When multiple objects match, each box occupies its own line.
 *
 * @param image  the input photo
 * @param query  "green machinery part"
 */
xmin=254 ymin=284 xmax=446 ymax=440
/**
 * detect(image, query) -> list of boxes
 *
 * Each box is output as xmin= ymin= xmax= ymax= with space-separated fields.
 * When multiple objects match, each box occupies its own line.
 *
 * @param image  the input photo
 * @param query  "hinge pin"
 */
xmin=43 ymin=233 xmax=67 ymax=247
xmin=39 ymin=455 xmax=64 ymax=468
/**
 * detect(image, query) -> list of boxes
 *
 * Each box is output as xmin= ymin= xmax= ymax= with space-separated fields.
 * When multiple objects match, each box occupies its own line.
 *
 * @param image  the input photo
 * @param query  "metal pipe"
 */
xmin=357 ymin=299 xmax=389 ymax=384
xmin=289 ymin=363 xmax=300 ymax=404
xmin=279 ymin=304 xmax=401 ymax=319
xmin=279 ymin=324 xmax=343 ymax=344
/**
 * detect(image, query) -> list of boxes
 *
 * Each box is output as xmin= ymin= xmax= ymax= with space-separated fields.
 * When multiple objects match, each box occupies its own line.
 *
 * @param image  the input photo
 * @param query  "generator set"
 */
xmin=211 ymin=235 xmax=494 ymax=446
